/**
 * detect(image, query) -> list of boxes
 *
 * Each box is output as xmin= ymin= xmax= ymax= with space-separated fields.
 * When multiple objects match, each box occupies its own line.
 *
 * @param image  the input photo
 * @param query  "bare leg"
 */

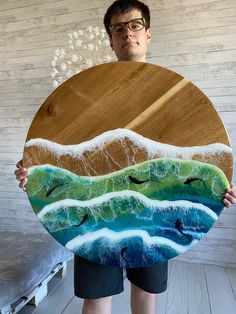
xmin=82 ymin=296 xmax=112 ymax=314
xmin=130 ymin=283 xmax=157 ymax=314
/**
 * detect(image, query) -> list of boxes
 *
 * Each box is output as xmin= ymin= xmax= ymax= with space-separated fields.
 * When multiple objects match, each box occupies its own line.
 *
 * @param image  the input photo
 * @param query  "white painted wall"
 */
xmin=0 ymin=0 xmax=235 ymax=266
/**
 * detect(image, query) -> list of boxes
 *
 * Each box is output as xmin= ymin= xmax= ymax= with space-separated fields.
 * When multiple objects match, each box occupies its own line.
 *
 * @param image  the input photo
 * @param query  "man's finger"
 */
xmin=16 ymin=159 xmax=23 ymax=168
xmin=19 ymin=177 xmax=28 ymax=189
xmin=14 ymin=169 xmax=19 ymax=176
xmin=16 ymin=172 xmax=25 ymax=181
xmin=228 ymin=188 xmax=236 ymax=198
xmin=225 ymin=193 xmax=236 ymax=205
xmin=223 ymin=198 xmax=231 ymax=208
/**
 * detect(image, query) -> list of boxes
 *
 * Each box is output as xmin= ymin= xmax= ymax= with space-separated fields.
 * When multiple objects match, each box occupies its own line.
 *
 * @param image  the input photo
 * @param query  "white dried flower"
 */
xmin=86 ymin=59 xmax=93 ymax=67
xmin=76 ymin=39 xmax=83 ymax=47
xmin=93 ymin=27 xmax=99 ymax=36
xmin=74 ymin=67 xmax=81 ymax=73
xmin=53 ymin=80 xmax=59 ymax=88
xmin=100 ymin=29 xmax=106 ymax=38
xmin=55 ymin=48 xmax=60 ymax=56
xmin=71 ymin=53 xmax=78 ymax=62
xmin=60 ymin=63 xmax=67 ymax=71
xmin=66 ymin=70 xmax=73 ymax=78
xmin=88 ymin=44 xmax=94 ymax=51
xmin=104 ymin=39 xmax=110 ymax=46
xmin=88 ymin=33 xmax=95 ymax=40
xmin=104 ymin=55 xmax=113 ymax=62
xmin=50 ymin=26 xmax=116 ymax=89
xmin=87 ymin=26 xmax=93 ymax=32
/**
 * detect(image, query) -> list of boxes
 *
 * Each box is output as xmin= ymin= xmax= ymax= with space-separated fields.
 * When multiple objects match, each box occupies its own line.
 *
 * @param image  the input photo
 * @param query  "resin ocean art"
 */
xmin=25 ymin=129 xmax=231 ymax=267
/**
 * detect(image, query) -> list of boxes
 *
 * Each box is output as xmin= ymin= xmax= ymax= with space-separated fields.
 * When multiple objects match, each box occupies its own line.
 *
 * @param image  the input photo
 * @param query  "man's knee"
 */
xmin=131 ymin=283 xmax=157 ymax=298
xmin=82 ymin=296 xmax=113 ymax=314
xmin=84 ymin=295 xmax=112 ymax=305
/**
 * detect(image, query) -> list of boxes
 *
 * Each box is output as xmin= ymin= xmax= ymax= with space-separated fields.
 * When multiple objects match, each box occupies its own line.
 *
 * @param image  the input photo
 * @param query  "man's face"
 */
xmin=109 ymin=9 xmax=151 ymax=62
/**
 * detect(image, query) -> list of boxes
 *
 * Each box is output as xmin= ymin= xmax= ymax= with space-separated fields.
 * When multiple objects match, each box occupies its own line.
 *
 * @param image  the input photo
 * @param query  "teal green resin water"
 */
xmin=27 ymin=157 xmax=229 ymax=215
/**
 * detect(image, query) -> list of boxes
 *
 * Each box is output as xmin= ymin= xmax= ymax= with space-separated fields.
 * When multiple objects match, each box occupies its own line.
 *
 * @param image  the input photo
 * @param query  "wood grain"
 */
xmin=1 ymin=0 xmax=236 ymax=267
xmin=24 ymin=61 xmax=233 ymax=181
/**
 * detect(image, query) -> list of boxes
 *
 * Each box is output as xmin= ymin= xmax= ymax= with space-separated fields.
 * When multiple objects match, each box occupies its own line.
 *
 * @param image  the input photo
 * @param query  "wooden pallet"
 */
xmin=0 ymin=262 xmax=67 ymax=314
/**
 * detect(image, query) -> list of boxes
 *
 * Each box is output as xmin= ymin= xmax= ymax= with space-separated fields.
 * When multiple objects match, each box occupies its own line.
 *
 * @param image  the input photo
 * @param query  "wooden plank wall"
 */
xmin=0 ymin=0 xmax=235 ymax=267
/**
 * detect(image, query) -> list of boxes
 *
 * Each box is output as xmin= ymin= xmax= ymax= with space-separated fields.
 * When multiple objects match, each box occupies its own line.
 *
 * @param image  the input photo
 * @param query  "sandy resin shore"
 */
xmin=24 ymin=128 xmax=232 ymax=180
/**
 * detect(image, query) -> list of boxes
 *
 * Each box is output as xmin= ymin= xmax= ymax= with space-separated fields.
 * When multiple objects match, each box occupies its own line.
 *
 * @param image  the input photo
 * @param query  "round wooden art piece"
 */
xmin=23 ymin=61 xmax=233 ymax=268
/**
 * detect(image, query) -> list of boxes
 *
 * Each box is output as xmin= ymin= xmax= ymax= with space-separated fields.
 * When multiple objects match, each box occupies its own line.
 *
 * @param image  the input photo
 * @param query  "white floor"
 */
xmin=18 ymin=258 xmax=236 ymax=314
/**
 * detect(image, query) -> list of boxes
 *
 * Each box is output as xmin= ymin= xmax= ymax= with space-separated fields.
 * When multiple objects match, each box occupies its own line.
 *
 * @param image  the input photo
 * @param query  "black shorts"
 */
xmin=74 ymin=255 xmax=168 ymax=299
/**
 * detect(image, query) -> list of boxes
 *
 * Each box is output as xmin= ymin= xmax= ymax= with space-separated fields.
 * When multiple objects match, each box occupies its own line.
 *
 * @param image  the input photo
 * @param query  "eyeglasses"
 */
xmin=109 ymin=18 xmax=146 ymax=36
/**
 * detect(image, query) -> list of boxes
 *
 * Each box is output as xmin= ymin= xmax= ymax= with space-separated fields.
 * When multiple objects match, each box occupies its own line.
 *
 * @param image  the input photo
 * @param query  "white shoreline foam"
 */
xmin=38 ymin=190 xmax=218 ymax=221
xmin=65 ymin=227 xmax=198 ymax=253
xmin=25 ymin=128 xmax=232 ymax=158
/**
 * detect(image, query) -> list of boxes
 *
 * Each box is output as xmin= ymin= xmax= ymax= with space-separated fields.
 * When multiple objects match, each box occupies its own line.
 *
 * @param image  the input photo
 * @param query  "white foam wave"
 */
xmin=38 ymin=190 xmax=218 ymax=221
xmin=65 ymin=227 xmax=198 ymax=254
xmin=25 ymin=128 xmax=231 ymax=159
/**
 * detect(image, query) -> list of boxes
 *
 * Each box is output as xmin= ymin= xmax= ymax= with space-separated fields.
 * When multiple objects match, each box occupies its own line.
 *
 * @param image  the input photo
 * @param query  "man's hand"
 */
xmin=14 ymin=159 xmax=29 ymax=189
xmin=223 ymin=182 xmax=236 ymax=208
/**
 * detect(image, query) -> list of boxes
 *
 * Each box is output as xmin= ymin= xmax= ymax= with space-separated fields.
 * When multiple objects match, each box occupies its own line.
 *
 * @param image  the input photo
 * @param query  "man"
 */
xmin=15 ymin=1 xmax=236 ymax=314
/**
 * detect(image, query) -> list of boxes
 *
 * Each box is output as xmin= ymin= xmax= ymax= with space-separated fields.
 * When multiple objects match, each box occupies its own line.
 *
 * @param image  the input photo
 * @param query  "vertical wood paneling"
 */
xmin=0 ymin=0 xmax=235 ymax=266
